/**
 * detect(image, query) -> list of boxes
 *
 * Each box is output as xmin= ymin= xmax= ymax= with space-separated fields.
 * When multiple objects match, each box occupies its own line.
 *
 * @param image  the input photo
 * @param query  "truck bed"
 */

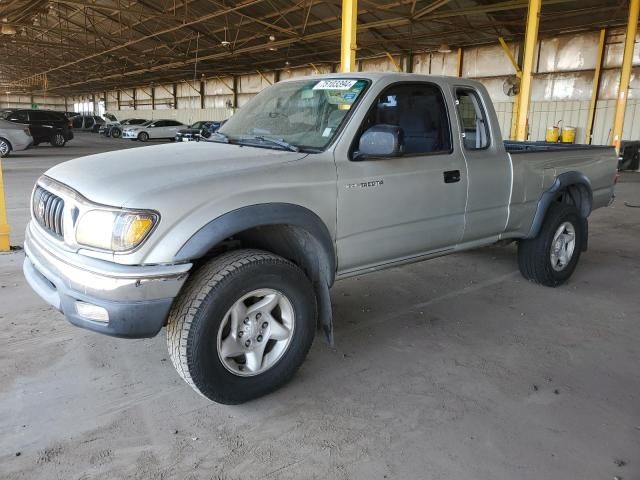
xmin=504 ymin=141 xmax=615 ymax=154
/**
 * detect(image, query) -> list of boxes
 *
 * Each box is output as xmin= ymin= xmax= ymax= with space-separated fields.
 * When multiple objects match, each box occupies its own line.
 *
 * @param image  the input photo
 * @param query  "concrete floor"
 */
xmin=1 ymin=133 xmax=638 ymax=480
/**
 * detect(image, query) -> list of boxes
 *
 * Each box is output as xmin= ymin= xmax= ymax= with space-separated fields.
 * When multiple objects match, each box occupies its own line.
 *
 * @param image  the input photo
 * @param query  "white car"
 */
xmin=0 ymin=118 xmax=33 ymax=157
xmin=122 ymin=119 xmax=185 ymax=142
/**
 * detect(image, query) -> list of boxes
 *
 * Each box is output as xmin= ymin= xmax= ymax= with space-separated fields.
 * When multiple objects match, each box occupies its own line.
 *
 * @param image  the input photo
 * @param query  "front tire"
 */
xmin=0 ymin=138 xmax=11 ymax=158
xmin=138 ymin=132 xmax=149 ymax=142
xmin=518 ymin=203 xmax=584 ymax=287
xmin=166 ymin=250 xmax=317 ymax=404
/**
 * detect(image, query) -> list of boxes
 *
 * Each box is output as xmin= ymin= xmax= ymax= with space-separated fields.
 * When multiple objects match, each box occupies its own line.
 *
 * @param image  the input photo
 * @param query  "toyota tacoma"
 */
xmin=23 ymin=73 xmax=618 ymax=404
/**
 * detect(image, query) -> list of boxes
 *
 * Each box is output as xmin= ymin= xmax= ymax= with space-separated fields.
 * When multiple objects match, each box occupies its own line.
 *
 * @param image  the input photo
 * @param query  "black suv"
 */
xmin=0 ymin=109 xmax=73 ymax=147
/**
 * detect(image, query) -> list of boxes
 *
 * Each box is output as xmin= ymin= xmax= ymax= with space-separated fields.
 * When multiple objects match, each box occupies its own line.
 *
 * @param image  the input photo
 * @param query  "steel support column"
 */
xmin=456 ymin=47 xmax=464 ymax=77
xmin=586 ymin=29 xmax=606 ymax=145
xmin=340 ymin=0 xmax=358 ymax=73
xmin=232 ymin=76 xmax=238 ymax=109
xmin=515 ymin=0 xmax=541 ymax=141
xmin=612 ymin=0 xmax=639 ymax=153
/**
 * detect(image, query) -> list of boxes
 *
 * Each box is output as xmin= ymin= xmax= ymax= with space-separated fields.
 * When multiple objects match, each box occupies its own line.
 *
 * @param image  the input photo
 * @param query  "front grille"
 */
xmin=32 ymin=186 xmax=65 ymax=238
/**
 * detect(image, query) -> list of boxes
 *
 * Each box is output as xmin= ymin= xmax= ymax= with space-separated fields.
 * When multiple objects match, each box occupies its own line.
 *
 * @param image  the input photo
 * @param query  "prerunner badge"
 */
xmin=313 ymin=79 xmax=358 ymax=90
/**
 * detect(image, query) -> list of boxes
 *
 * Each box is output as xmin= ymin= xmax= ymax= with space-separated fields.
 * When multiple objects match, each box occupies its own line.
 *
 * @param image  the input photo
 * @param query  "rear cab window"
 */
xmin=455 ymin=88 xmax=490 ymax=150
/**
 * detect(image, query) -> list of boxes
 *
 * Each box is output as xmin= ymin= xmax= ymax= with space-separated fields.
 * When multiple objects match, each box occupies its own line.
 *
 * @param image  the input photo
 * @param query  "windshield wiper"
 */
xmin=251 ymin=136 xmax=299 ymax=152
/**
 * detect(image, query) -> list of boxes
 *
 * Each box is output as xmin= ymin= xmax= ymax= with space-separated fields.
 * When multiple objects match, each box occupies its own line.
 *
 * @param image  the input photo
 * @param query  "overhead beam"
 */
xmin=49 ymin=0 xmax=573 ymax=90
xmin=611 ymin=0 xmax=639 ymax=153
xmin=14 ymin=0 xmax=268 ymax=83
xmin=515 ymin=0 xmax=542 ymax=141
xmin=413 ymin=0 xmax=453 ymax=19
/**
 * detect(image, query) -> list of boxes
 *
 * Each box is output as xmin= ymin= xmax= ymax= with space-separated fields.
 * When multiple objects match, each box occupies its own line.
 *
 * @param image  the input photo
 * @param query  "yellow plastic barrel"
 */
xmin=561 ymin=126 xmax=576 ymax=143
xmin=545 ymin=126 xmax=560 ymax=143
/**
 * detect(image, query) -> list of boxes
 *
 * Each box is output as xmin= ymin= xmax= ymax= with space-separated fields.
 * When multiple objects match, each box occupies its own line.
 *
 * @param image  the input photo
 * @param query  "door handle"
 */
xmin=443 ymin=170 xmax=461 ymax=183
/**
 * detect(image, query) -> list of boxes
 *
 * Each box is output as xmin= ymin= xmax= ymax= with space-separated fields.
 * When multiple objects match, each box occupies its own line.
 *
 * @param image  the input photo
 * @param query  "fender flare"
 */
xmin=174 ymin=203 xmax=337 ymax=343
xmin=526 ymin=171 xmax=593 ymax=240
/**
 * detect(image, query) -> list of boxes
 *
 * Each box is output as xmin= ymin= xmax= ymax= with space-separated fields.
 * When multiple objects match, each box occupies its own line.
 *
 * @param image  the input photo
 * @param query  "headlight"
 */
xmin=75 ymin=209 xmax=157 ymax=251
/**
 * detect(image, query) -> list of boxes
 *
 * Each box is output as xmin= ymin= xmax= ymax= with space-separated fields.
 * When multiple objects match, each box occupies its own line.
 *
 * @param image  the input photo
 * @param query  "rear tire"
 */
xmin=518 ymin=203 xmax=584 ymax=287
xmin=50 ymin=132 xmax=66 ymax=147
xmin=138 ymin=132 xmax=149 ymax=142
xmin=111 ymin=128 xmax=121 ymax=138
xmin=166 ymin=249 xmax=316 ymax=404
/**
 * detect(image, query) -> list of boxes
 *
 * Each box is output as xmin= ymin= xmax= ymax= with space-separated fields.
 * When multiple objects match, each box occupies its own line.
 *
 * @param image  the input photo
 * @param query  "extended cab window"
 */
xmin=456 ymin=89 xmax=489 ymax=150
xmin=357 ymin=83 xmax=451 ymax=156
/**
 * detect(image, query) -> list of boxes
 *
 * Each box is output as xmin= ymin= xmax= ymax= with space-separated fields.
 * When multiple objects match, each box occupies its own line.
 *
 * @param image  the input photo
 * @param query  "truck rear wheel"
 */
xmin=166 ymin=249 xmax=316 ymax=404
xmin=517 ymin=203 xmax=584 ymax=287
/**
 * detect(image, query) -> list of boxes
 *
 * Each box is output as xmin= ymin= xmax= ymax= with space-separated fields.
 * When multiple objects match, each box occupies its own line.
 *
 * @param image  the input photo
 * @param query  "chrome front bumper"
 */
xmin=23 ymin=223 xmax=192 ymax=338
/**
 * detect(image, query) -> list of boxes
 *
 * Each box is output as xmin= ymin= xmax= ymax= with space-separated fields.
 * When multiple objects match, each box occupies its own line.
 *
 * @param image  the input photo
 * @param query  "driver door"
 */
xmin=336 ymin=82 xmax=468 ymax=273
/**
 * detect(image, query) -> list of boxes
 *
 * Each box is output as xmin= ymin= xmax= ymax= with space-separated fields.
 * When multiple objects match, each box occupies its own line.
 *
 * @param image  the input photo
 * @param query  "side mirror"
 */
xmin=354 ymin=124 xmax=403 ymax=160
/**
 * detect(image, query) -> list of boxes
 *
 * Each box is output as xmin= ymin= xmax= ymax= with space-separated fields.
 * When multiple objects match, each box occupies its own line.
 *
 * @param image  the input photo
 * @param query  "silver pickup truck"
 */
xmin=23 ymin=73 xmax=617 ymax=404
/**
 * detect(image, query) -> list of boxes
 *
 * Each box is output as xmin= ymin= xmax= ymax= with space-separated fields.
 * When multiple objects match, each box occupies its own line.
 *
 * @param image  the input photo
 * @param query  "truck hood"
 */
xmin=44 ymin=141 xmax=308 ymax=207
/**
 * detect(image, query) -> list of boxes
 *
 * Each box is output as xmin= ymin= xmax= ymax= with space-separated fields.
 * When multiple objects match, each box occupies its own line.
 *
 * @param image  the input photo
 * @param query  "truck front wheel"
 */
xmin=166 ymin=249 xmax=316 ymax=404
xmin=517 ymin=203 xmax=584 ymax=287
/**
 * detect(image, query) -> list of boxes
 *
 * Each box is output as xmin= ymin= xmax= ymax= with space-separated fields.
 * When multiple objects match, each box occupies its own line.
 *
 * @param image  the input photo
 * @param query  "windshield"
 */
xmin=218 ymin=78 xmax=369 ymax=151
xmin=104 ymin=113 xmax=117 ymax=121
xmin=190 ymin=121 xmax=206 ymax=129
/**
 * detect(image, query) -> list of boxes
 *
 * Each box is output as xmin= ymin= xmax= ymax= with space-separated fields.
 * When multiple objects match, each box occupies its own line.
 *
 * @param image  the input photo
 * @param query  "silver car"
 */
xmin=122 ymin=119 xmax=185 ymax=142
xmin=0 ymin=118 xmax=32 ymax=157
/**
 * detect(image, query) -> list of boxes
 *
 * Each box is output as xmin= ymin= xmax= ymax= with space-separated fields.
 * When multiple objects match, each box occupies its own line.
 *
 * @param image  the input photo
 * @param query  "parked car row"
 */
xmin=0 ymin=108 xmax=227 ymax=156
xmin=99 ymin=117 xmax=225 ymax=142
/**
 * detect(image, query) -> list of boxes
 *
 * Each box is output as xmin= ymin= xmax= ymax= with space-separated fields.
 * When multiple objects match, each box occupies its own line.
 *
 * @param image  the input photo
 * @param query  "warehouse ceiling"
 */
xmin=0 ymin=0 xmax=631 ymax=94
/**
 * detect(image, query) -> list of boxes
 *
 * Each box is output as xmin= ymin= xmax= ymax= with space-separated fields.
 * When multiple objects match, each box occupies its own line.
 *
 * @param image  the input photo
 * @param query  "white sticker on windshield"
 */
xmin=313 ymin=79 xmax=358 ymax=90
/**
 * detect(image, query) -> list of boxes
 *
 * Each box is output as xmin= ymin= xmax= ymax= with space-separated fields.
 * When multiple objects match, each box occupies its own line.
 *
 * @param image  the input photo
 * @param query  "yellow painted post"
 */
xmin=612 ymin=0 xmax=639 ymax=154
xmin=515 ymin=0 xmax=542 ymax=141
xmin=585 ymin=29 xmax=606 ymax=145
xmin=0 ymin=158 xmax=10 ymax=251
xmin=340 ymin=0 xmax=358 ymax=73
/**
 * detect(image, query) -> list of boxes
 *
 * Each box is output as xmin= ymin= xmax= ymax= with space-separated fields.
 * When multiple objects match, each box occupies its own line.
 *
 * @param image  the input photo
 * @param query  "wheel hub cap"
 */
xmin=0 ymin=141 xmax=8 ymax=155
xmin=217 ymin=288 xmax=295 ymax=377
xmin=550 ymin=221 xmax=576 ymax=272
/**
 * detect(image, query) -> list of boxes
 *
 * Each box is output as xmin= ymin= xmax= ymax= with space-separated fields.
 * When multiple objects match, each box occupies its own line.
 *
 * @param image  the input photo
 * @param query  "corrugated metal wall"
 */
xmin=0 ymin=93 xmax=66 ymax=111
